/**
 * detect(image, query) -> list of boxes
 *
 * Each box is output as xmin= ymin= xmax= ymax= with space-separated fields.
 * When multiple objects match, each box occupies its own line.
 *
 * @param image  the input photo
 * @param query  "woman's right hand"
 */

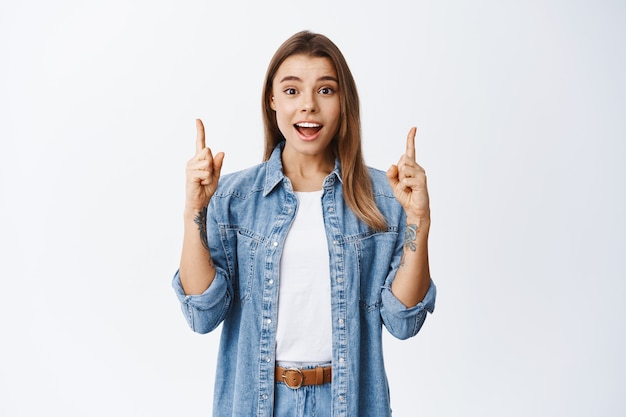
xmin=185 ymin=119 xmax=225 ymax=212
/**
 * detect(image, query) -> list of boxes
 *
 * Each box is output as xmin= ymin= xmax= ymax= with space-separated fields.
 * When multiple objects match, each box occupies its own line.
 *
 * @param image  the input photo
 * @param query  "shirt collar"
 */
xmin=263 ymin=142 xmax=343 ymax=196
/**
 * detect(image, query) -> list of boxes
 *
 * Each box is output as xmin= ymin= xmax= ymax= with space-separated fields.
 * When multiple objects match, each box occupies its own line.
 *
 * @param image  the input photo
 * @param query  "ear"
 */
xmin=269 ymin=96 xmax=276 ymax=111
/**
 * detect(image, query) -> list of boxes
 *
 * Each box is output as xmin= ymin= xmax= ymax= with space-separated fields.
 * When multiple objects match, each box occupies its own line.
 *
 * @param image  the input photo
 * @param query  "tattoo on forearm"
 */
xmin=404 ymin=224 xmax=418 ymax=252
xmin=399 ymin=223 xmax=418 ymax=268
xmin=193 ymin=207 xmax=210 ymax=252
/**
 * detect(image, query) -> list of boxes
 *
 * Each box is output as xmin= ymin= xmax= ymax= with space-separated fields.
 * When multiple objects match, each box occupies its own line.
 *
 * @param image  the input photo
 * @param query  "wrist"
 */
xmin=184 ymin=205 xmax=207 ymax=218
xmin=405 ymin=212 xmax=430 ymax=228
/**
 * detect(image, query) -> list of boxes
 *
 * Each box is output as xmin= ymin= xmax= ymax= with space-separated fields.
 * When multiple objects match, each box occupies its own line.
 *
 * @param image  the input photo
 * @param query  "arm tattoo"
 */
xmin=193 ymin=207 xmax=210 ymax=252
xmin=399 ymin=223 xmax=418 ymax=268
xmin=404 ymin=223 xmax=418 ymax=252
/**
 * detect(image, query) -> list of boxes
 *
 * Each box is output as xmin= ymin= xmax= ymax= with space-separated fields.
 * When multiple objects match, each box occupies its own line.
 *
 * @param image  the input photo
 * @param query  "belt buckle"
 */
xmin=282 ymin=367 xmax=304 ymax=390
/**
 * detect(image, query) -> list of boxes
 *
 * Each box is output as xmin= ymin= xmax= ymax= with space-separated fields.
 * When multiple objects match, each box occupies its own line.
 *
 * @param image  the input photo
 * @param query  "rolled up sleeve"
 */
xmin=171 ymin=267 xmax=232 ymax=334
xmin=381 ymin=279 xmax=436 ymax=340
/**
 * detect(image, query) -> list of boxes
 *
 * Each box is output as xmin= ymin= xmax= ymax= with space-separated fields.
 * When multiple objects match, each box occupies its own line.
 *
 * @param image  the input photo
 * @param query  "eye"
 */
xmin=319 ymin=87 xmax=335 ymax=95
xmin=283 ymin=88 xmax=297 ymax=95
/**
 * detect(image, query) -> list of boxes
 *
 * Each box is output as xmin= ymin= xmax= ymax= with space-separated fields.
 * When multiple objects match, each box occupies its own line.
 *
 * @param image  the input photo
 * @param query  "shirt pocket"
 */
xmin=235 ymin=228 xmax=265 ymax=302
xmin=355 ymin=230 xmax=398 ymax=311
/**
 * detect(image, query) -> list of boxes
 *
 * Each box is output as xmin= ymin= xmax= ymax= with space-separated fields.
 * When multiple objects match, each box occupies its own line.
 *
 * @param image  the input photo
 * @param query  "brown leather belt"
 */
xmin=275 ymin=365 xmax=332 ymax=389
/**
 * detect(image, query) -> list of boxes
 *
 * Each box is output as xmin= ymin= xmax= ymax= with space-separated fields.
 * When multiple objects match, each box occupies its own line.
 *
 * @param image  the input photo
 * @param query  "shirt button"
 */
xmin=339 ymin=357 xmax=345 ymax=363
xmin=273 ymin=241 xmax=278 ymax=247
xmin=333 ymin=240 xmax=338 ymax=245
xmin=266 ymin=357 xmax=271 ymax=362
xmin=338 ymin=318 xmax=344 ymax=325
xmin=328 ymin=207 xmax=334 ymax=212
xmin=287 ymin=208 xmax=292 ymax=213
xmin=337 ymin=278 xmax=343 ymax=283
xmin=338 ymin=395 xmax=345 ymax=402
xmin=268 ymin=279 xmax=274 ymax=285
xmin=262 ymin=394 xmax=268 ymax=400
xmin=266 ymin=319 xmax=272 ymax=324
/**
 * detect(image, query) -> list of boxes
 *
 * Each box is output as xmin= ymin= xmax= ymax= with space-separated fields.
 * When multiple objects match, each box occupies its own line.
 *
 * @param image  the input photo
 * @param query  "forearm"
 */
xmin=179 ymin=207 xmax=217 ymax=295
xmin=391 ymin=217 xmax=431 ymax=307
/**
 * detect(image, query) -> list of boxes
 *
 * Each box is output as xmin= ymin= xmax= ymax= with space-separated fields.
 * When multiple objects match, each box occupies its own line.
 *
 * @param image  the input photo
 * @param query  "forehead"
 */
xmin=274 ymin=54 xmax=337 ymax=81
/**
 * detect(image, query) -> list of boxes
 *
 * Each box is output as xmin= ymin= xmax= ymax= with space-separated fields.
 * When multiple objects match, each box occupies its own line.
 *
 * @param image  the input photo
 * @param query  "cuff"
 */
xmin=171 ymin=268 xmax=229 ymax=311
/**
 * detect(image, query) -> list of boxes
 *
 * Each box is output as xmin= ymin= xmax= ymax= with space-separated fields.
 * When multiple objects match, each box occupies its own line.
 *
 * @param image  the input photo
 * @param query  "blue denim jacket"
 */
xmin=173 ymin=143 xmax=436 ymax=416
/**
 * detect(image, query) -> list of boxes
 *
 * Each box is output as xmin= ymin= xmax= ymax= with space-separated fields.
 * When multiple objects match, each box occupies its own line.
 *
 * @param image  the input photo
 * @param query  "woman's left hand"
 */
xmin=386 ymin=127 xmax=430 ymax=221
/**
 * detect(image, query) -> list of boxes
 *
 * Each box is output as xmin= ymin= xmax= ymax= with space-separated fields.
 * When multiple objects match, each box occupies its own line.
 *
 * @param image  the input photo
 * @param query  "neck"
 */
xmin=281 ymin=150 xmax=334 ymax=192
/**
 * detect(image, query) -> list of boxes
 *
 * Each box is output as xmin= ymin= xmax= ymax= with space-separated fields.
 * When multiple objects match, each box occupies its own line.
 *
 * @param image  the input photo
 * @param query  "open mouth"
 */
xmin=294 ymin=122 xmax=323 ymax=138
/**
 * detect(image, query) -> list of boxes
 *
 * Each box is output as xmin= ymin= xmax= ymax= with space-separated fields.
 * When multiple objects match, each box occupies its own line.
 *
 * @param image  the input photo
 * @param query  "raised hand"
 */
xmin=185 ymin=119 xmax=225 ymax=212
xmin=386 ymin=127 xmax=430 ymax=221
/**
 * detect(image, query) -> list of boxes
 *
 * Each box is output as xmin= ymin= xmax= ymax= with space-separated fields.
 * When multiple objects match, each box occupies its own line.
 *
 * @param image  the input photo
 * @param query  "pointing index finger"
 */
xmin=196 ymin=119 xmax=206 ymax=153
xmin=405 ymin=127 xmax=417 ymax=161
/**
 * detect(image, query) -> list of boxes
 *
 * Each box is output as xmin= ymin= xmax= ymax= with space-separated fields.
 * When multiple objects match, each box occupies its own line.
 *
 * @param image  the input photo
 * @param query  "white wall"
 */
xmin=1 ymin=0 xmax=624 ymax=415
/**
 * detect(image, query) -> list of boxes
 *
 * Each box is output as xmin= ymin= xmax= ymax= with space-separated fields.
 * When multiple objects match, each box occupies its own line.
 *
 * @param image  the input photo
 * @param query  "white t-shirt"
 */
xmin=275 ymin=190 xmax=332 ymax=364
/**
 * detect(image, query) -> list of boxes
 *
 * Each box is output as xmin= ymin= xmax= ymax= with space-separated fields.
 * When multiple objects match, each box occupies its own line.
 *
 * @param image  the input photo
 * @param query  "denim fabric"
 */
xmin=173 ymin=142 xmax=436 ymax=417
xmin=274 ymin=380 xmax=332 ymax=417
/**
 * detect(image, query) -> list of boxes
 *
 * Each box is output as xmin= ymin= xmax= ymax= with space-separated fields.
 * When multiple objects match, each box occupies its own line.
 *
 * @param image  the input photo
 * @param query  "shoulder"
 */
xmin=214 ymin=162 xmax=267 ymax=198
xmin=366 ymin=166 xmax=403 ymax=221
xmin=367 ymin=167 xmax=395 ymax=198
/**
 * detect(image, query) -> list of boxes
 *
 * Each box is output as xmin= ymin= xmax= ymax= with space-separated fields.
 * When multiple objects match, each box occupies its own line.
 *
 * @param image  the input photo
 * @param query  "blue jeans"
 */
xmin=274 ymin=367 xmax=332 ymax=417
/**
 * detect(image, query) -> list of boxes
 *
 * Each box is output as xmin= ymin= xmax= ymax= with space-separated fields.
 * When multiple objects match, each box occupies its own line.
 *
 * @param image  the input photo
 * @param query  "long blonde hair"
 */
xmin=261 ymin=31 xmax=387 ymax=231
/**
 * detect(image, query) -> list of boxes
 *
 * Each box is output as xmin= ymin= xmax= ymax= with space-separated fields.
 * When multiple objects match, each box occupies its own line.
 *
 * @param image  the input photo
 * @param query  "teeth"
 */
xmin=296 ymin=122 xmax=321 ymax=128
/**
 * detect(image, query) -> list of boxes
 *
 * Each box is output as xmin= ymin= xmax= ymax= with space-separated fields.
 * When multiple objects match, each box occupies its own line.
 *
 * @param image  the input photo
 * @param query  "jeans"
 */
xmin=274 ymin=363 xmax=331 ymax=417
xmin=274 ymin=381 xmax=332 ymax=417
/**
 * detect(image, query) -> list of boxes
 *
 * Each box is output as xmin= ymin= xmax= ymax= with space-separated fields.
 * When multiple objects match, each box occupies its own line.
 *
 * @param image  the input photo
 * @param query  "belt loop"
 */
xmin=315 ymin=366 xmax=323 ymax=385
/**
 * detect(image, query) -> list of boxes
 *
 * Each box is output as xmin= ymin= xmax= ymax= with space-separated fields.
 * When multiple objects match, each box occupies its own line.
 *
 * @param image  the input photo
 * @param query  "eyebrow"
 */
xmin=278 ymin=75 xmax=339 ymax=83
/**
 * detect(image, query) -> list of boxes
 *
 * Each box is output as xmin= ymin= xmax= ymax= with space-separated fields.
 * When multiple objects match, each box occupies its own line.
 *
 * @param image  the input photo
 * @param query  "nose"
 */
xmin=301 ymin=91 xmax=317 ymax=113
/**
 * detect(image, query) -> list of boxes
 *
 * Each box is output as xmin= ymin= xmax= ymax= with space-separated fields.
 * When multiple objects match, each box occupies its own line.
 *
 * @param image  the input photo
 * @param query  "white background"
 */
xmin=1 ymin=0 xmax=625 ymax=416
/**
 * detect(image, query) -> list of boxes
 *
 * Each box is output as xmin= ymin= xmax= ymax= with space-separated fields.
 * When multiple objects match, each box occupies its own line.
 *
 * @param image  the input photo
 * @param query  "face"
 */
xmin=270 ymin=54 xmax=341 ymax=163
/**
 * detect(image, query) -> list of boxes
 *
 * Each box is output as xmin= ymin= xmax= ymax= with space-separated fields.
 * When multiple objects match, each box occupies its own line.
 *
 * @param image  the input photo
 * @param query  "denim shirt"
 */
xmin=172 ymin=143 xmax=436 ymax=417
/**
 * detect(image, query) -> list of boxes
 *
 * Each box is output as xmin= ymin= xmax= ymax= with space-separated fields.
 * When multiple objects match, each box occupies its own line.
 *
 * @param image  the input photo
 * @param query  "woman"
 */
xmin=173 ymin=30 xmax=436 ymax=417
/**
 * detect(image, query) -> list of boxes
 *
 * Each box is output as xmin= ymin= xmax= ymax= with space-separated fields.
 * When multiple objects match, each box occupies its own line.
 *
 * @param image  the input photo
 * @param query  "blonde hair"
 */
xmin=261 ymin=31 xmax=387 ymax=231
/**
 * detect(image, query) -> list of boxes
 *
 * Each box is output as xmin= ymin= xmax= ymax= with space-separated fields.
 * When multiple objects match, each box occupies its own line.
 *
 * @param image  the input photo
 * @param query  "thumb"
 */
xmin=386 ymin=165 xmax=399 ymax=187
xmin=213 ymin=152 xmax=225 ymax=178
